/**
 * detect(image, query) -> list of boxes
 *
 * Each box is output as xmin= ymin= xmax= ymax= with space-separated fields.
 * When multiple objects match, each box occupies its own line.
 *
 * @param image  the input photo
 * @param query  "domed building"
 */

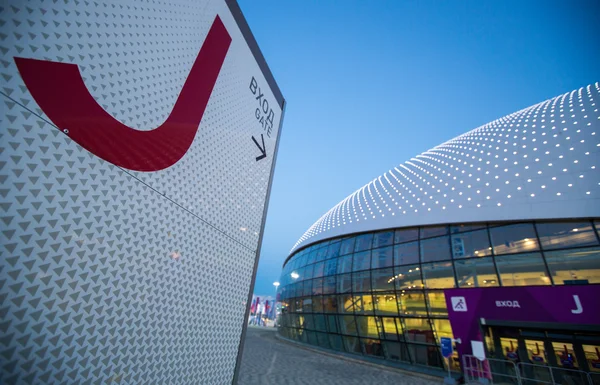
xmin=276 ymin=83 xmax=600 ymax=379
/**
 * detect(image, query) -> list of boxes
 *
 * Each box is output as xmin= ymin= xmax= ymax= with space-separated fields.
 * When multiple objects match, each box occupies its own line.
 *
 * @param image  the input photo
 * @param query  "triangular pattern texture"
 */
xmin=0 ymin=0 xmax=283 ymax=384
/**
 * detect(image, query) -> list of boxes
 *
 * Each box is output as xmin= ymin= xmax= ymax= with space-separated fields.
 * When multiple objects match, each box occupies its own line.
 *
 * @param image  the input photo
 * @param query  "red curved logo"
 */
xmin=14 ymin=16 xmax=231 ymax=172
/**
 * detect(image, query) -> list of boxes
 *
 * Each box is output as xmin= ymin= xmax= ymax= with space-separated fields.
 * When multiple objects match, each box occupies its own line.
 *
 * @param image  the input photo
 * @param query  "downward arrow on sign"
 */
xmin=252 ymin=134 xmax=267 ymax=161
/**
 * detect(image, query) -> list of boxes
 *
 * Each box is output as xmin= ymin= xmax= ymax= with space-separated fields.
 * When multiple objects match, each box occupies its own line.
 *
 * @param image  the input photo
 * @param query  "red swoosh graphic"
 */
xmin=14 ymin=16 xmax=231 ymax=172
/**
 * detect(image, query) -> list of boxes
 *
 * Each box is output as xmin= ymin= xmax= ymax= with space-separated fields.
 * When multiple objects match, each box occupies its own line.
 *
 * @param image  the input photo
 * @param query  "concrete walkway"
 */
xmin=237 ymin=327 xmax=442 ymax=385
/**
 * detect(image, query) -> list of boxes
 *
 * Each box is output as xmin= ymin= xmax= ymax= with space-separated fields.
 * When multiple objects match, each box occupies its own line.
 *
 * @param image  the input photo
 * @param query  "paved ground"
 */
xmin=237 ymin=327 xmax=442 ymax=385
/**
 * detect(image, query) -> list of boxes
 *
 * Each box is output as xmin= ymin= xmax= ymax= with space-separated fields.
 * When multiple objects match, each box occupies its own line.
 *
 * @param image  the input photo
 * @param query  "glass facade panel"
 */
xmin=336 ymin=273 xmax=352 ymax=293
xmin=373 ymin=230 xmax=395 ymax=248
xmin=393 ymin=264 xmax=423 ymax=290
xmin=394 ymin=241 xmax=419 ymax=266
xmin=495 ymin=252 xmax=551 ymax=286
xmin=362 ymin=338 xmax=384 ymax=357
xmin=352 ymin=251 xmax=371 ymax=271
xmin=382 ymin=341 xmax=411 ymax=362
xmin=395 ymin=228 xmax=419 ymax=244
xmin=371 ymin=268 xmax=395 ymax=291
xmin=454 ymin=257 xmax=499 ymax=288
xmin=421 ymin=236 xmax=451 ymax=263
xmin=545 ymin=247 xmax=600 ymax=285
xmin=451 ymin=229 xmax=492 ymax=259
xmin=340 ymin=237 xmax=355 ymax=256
xmin=356 ymin=316 xmax=379 ymax=338
xmin=536 ymin=221 xmax=598 ymax=250
xmin=398 ymin=290 xmax=428 ymax=316
xmin=372 ymin=246 xmax=394 ymax=269
xmin=352 ymin=271 xmax=372 ymax=292
xmin=355 ymin=233 xmax=374 ymax=252
xmin=353 ymin=294 xmax=375 ymax=314
xmin=403 ymin=318 xmax=435 ymax=344
xmin=421 ymin=225 xmax=448 ymax=239
xmin=337 ymin=255 xmax=353 ymax=274
xmin=373 ymin=293 xmax=399 ymax=315
xmin=421 ymin=261 xmax=456 ymax=289
xmin=426 ymin=291 xmax=448 ymax=317
xmin=278 ymin=219 xmax=600 ymax=375
xmin=490 ymin=223 xmax=539 ymax=254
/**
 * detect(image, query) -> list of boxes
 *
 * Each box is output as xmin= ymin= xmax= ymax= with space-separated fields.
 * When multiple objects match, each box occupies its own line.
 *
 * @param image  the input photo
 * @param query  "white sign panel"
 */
xmin=0 ymin=0 xmax=284 ymax=383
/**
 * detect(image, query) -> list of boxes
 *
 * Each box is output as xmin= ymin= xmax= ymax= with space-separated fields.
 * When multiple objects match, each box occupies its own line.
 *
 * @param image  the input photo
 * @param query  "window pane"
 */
xmin=291 ymin=298 xmax=303 ymax=313
xmin=339 ymin=294 xmax=355 ymax=313
xmin=313 ymin=262 xmax=325 ymax=278
xmin=536 ymin=221 xmax=598 ymax=250
xmin=431 ymin=319 xmax=453 ymax=341
xmin=316 ymin=247 xmax=328 ymax=262
xmin=362 ymin=338 xmax=384 ymax=357
xmin=380 ymin=317 xmax=403 ymax=341
xmin=329 ymin=334 xmax=345 ymax=352
xmin=355 ymin=233 xmax=373 ymax=252
xmin=352 ymin=251 xmax=371 ymax=271
xmin=324 ymin=258 xmax=338 ymax=276
xmin=451 ymin=229 xmax=492 ymax=259
xmin=302 ymin=279 xmax=313 ymax=296
xmin=302 ymin=297 xmax=313 ymax=313
xmin=451 ymin=223 xmax=487 ymax=233
xmin=343 ymin=336 xmax=361 ymax=353
xmin=327 ymin=241 xmax=342 ymax=258
xmin=393 ymin=264 xmax=423 ymax=290
xmin=373 ymin=293 xmax=399 ymax=315
xmin=403 ymin=318 xmax=435 ymax=344
xmin=454 ymin=257 xmax=499 ymax=288
xmin=421 ymin=225 xmax=449 ymax=239
xmin=352 ymin=271 xmax=372 ymax=292
xmin=336 ymin=273 xmax=352 ymax=293
xmin=545 ymin=247 xmax=600 ymax=285
xmin=353 ymin=294 xmax=375 ymax=314
xmin=394 ymin=241 xmax=419 ymax=265
xmin=372 ymin=246 xmax=394 ymax=269
xmin=421 ymin=236 xmax=451 ymax=263
xmin=340 ymin=316 xmax=358 ymax=336
xmin=421 ymin=261 xmax=456 ymax=289
xmin=337 ymin=255 xmax=353 ymax=274
xmin=382 ymin=341 xmax=411 ymax=362
xmin=398 ymin=290 xmax=428 ymax=316
xmin=312 ymin=277 xmax=323 ymax=295
xmin=407 ymin=344 xmax=444 ymax=368
xmin=306 ymin=330 xmax=317 ymax=345
xmin=316 ymin=332 xmax=330 ymax=348
xmin=314 ymin=315 xmax=327 ymax=332
xmin=395 ymin=227 xmax=419 ymax=244
xmin=495 ymin=253 xmax=551 ymax=286
xmin=304 ymin=264 xmax=314 ymax=280
xmin=312 ymin=296 xmax=323 ymax=313
xmin=323 ymin=276 xmax=336 ymax=294
xmin=323 ymin=295 xmax=338 ymax=313
xmin=373 ymin=230 xmax=395 ymax=248
xmin=371 ymin=267 xmax=395 ymax=291
xmin=340 ymin=237 xmax=356 ymax=255
xmin=307 ymin=250 xmax=318 ymax=265
xmin=327 ymin=315 xmax=339 ymax=334
xmin=356 ymin=316 xmax=379 ymax=338
xmin=426 ymin=291 xmax=448 ymax=317
xmin=490 ymin=223 xmax=539 ymax=254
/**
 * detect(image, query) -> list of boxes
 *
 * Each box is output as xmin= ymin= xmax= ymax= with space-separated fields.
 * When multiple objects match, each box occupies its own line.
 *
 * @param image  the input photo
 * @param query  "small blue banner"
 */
xmin=441 ymin=337 xmax=453 ymax=358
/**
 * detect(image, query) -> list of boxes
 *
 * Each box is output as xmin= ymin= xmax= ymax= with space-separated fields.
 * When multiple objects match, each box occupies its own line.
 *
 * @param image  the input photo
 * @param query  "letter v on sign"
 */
xmin=14 ymin=16 xmax=231 ymax=172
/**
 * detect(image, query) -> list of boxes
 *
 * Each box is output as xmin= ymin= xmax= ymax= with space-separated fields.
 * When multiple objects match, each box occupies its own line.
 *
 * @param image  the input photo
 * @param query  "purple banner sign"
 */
xmin=444 ymin=285 xmax=600 ymax=359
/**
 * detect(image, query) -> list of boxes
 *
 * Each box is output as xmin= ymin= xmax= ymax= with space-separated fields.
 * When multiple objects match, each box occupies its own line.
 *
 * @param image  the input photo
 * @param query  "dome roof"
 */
xmin=290 ymin=83 xmax=600 ymax=254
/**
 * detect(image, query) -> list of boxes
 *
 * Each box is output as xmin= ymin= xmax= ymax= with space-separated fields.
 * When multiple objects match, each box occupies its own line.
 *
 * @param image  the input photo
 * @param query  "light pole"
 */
xmin=272 ymin=281 xmax=280 ymax=323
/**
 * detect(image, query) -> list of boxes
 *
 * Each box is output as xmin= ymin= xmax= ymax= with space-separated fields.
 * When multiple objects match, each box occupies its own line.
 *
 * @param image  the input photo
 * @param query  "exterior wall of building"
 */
xmin=277 ymin=220 xmax=600 ymax=374
xmin=0 ymin=1 xmax=284 ymax=384
xmin=290 ymin=83 xmax=600 ymax=254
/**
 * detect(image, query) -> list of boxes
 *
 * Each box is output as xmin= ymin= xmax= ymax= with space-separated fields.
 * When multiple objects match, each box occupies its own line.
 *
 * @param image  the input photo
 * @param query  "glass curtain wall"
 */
xmin=277 ymin=219 xmax=600 ymax=373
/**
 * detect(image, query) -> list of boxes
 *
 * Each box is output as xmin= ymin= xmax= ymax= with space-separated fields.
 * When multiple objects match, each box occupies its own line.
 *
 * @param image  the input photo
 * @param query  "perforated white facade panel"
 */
xmin=291 ymin=84 xmax=600 ymax=254
xmin=1 ymin=1 xmax=284 ymax=384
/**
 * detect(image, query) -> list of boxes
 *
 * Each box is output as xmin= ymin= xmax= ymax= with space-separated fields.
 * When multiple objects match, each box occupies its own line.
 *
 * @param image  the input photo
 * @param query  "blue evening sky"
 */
xmin=238 ymin=0 xmax=600 ymax=297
